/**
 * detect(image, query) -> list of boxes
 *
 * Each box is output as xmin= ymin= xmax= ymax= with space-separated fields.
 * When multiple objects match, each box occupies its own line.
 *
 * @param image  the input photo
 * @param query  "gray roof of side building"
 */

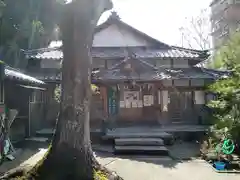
xmin=4 ymin=65 xmax=45 ymax=85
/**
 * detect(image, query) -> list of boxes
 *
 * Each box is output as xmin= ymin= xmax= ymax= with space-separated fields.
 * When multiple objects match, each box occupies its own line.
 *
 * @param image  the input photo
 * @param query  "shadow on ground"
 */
xmin=0 ymin=141 xmax=49 ymax=176
xmin=94 ymin=141 xmax=201 ymax=169
xmin=96 ymin=152 xmax=183 ymax=169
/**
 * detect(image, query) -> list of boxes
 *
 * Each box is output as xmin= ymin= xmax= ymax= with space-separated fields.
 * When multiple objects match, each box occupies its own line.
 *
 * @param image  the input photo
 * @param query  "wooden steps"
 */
xmin=36 ymin=128 xmax=55 ymax=138
xmin=104 ymin=131 xmax=174 ymax=146
xmin=25 ymin=137 xmax=49 ymax=143
xmin=102 ymin=126 xmax=208 ymax=156
xmin=113 ymin=136 xmax=170 ymax=155
xmin=171 ymin=109 xmax=182 ymax=122
xmin=104 ymin=128 xmax=174 ymax=155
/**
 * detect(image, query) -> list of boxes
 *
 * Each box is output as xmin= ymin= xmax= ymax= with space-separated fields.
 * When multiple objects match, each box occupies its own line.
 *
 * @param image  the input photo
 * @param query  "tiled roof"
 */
xmin=201 ymin=68 xmax=230 ymax=79
xmin=27 ymin=68 xmax=216 ymax=83
xmin=93 ymin=63 xmax=215 ymax=82
xmin=27 ymin=71 xmax=61 ymax=82
xmin=94 ymin=55 xmax=214 ymax=82
xmin=26 ymin=47 xmax=63 ymax=60
xmin=25 ymin=55 xmax=216 ymax=83
xmin=25 ymin=46 xmax=206 ymax=60
xmin=4 ymin=66 xmax=45 ymax=84
xmin=163 ymin=67 xmax=215 ymax=79
xmin=109 ymin=56 xmax=157 ymax=71
xmin=28 ymin=67 xmax=227 ymax=83
xmin=32 ymin=74 xmax=62 ymax=82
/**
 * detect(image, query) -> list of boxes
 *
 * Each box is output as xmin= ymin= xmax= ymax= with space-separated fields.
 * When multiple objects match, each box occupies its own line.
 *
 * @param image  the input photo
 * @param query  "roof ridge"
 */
xmin=171 ymin=46 xmax=206 ymax=53
xmin=4 ymin=66 xmax=44 ymax=84
xmin=5 ymin=65 xmax=22 ymax=72
xmin=109 ymin=57 xmax=128 ymax=70
xmin=198 ymin=67 xmax=230 ymax=79
xmin=136 ymin=58 xmax=157 ymax=70
xmin=24 ymin=47 xmax=60 ymax=54
xmin=108 ymin=53 xmax=157 ymax=71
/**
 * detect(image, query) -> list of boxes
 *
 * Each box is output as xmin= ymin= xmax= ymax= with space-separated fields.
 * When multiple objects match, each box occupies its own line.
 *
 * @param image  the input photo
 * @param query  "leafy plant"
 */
xmin=0 ymin=0 xmax=62 ymax=67
xmin=54 ymin=85 xmax=61 ymax=103
xmin=207 ymin=32 xmax=240 ymax=151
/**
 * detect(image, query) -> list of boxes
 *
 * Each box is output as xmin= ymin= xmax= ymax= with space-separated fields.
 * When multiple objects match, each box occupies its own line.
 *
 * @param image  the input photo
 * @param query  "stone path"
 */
xmin=97 ymin=155 xmax=240 ymax=180
xmin=1 ymin=147 xmax=240 ymax=180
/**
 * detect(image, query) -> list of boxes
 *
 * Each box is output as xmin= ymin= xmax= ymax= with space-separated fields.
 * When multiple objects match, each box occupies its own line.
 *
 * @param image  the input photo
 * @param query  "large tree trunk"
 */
xmin=36 ymin=1 xmax=112 ymax=180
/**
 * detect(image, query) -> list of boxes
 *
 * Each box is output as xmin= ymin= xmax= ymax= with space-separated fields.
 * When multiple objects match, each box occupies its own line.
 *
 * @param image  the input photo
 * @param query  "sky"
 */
xmin=98 ymin=0 xmax=212 ymax=48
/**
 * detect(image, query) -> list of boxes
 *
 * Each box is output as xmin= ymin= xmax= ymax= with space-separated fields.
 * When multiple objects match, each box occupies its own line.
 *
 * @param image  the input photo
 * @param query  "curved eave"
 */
xmin=4 ymin=67 xmax=45 ymax=85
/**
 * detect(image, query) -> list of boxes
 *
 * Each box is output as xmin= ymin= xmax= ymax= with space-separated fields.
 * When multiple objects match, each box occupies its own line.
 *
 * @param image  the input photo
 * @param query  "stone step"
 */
xmin=24 ymin=137 xmax=50 ymax=148
xmin=105 ymin=131 xmax=173 ymax=139
xmin=171 ymin=116 xmax=181 ymax=118
xmin=35 ymin=128 xmax=55 ymax=138
xmin=171 ymin=113 xmax=181 ymax=116
xmin=171 ymin=116 xmax=181 ymax=119
xmin=115 ymin=138 xmax=164 ymax=146
xmin=171 ymin=115 xmax=181 ymax=117
xmin=114 ymin=145 xmax=169 ymax=155
xmin=171 ymin=113 xmax=181 ymax=115
xmin=171 ymin=111 xmax=181 ymax=114
xmin=25 ymin=137 xmax=49 ymax=143
xmin=171 ymin=119 xmax=181 ymax=121
xmin=118 ymin=155 xmax=172 ymax=161
xmin=18 ymin=138 xmax=49 ymax=149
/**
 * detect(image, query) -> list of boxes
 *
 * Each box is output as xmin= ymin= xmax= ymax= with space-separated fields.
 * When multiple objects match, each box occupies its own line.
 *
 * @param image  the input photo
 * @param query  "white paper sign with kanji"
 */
xmin=143 ymin=95 xmax=153 ymax=106
xmin=124 ymin=91 xmax=139 ymax=108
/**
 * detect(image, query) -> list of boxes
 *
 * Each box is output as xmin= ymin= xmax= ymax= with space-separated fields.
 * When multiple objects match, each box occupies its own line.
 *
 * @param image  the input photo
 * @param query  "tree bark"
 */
xmin=37 ymin=1 xmax=112 ymax=180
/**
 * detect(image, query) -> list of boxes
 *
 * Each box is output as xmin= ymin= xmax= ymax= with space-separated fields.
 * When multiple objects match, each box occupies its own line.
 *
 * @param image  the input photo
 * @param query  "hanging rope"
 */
xmin=222 ymin=139 xmax=235 ymax=155
xmin=215 ymin=139 xmax=235 ymax=155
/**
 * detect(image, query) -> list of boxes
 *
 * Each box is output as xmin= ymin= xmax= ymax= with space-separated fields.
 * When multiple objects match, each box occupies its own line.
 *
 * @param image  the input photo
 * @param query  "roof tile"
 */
xmin=4 ymin=66 xmax=45 ymax=84
xmin=26 ymin=47 xmax=201 ymax=60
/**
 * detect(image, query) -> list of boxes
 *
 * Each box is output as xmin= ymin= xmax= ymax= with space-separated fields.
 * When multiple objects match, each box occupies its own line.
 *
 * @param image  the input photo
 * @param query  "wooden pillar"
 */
xmin=161 ymin=90 xmax=169 ymax=124
xmin=100 ymin=86 xmax=108 ymax=117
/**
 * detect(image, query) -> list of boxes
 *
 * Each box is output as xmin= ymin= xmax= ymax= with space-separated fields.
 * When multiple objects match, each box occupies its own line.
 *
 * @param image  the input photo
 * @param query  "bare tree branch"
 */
xmin=179 ymin=8 xmax=211 ymax=50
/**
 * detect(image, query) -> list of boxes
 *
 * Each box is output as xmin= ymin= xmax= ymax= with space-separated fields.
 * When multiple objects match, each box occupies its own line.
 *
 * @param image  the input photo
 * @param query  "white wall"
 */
xmin=162 ymin=90 xmax=168 ymax=111
xmin=174 ymin=80 xmax=189 ymax=86
xmin=191 ymin=79 xmax=205 ymax=86
xmin=93 ymin=24 xmax=152 ymax=47
xmin=162 ymin=80 xmax=172 ymax=87
xmin=194 ymin=91 xmax=205 ymax=104
xmin=156 ymin=59 xmax=189 ymax=68
xmin=92 ymin=59 xmax=105 ymax=69
xmin=156 ymin=60 xmax=171 ymax=68
xmin=41 ymin=59 xmax=61 ymax=69
xmin=158 ymin=90 xmax=162 ymax=105
xmin=173 ymin=59 xmax=189 ymax=68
